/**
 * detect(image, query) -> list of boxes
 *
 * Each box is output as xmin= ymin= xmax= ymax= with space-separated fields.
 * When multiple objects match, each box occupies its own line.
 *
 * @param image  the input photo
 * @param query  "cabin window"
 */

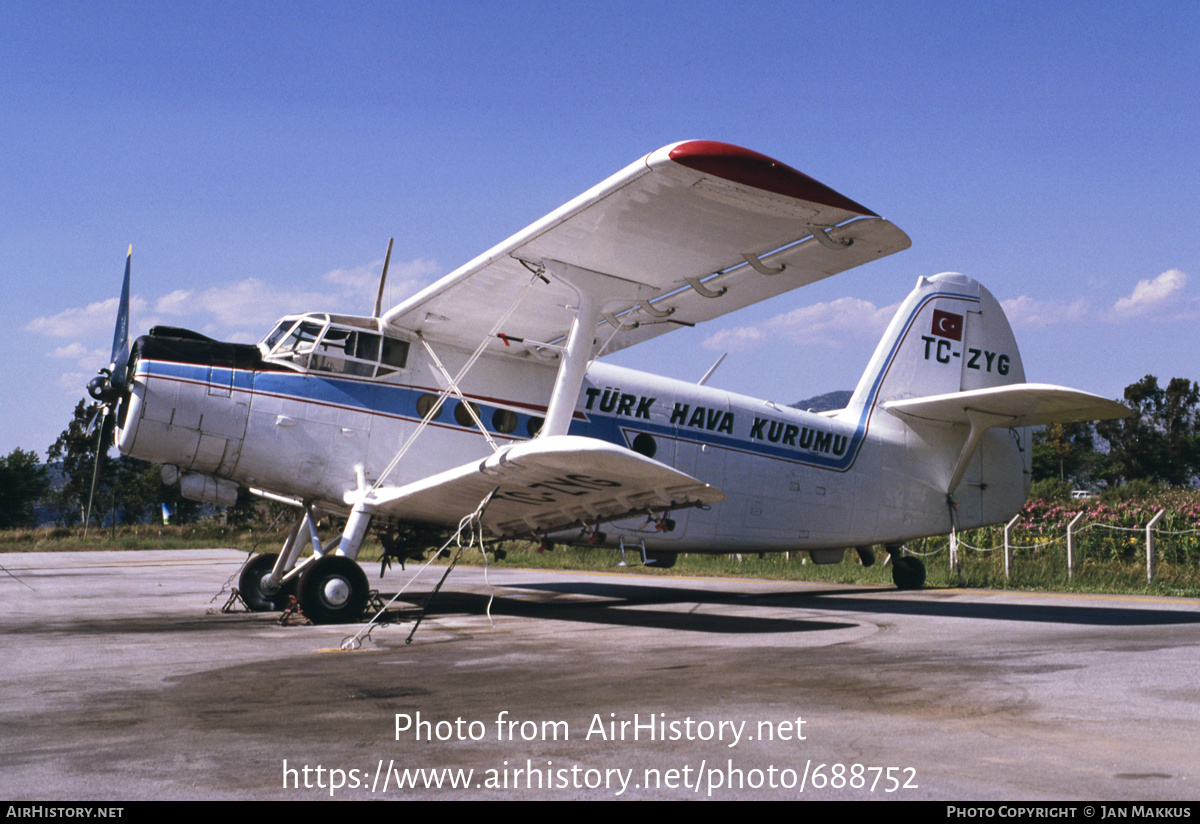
xmin=416 ymin=393 xmax=442 ymax=420
xmin=492 ymin=408 xmax=518 ymax=434
xmin=632 ymin=433 xmax=657 ymax=458
xmin=454 ymin=401 xmax=480 ymax=427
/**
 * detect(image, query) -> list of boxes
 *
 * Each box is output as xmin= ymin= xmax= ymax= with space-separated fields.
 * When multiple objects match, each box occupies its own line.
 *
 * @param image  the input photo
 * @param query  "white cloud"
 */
xmin=322 ymin=263 xmax=386 ymax=295
xmin=28 ymin=257 xmax=443 ymax=342
xmin=325 ymin=257 xmax=441 ymax=313
xmin=50 ymin=342 xmax=89 ymax=359
xmin=154 ymin=289 xmax=194 ymax=315
xmin=1001 ymin=295 xmax=1089 ymax=328
xmin=1000 ymin=270 xmax=1195 ymax=328
xmin=323 ymin=257 xmax=440 ymax=301
xmin=26 ymin=296 xmax=149 ymax=338
xmin=27 ymin=256 xmax=444 ymax=384
xmin=704 ymin=297 xmax=897 ymax=352
xmin=1111 ymin=269 xmax=1187 ymax=317
xmin=56 ymin=371 xmax=89 ymax=389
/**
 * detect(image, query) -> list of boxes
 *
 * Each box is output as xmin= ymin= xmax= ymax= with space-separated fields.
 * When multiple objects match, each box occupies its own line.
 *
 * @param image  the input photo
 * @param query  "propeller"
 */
xmin=82 ymin=246 xmax=133 ymax=533
xmin=86 ymin=245 xmax=132 ymax=407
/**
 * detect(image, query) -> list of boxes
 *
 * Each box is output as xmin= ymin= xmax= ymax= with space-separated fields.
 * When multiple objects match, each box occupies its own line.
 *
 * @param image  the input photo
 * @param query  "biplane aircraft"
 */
xmin=86 ymin=141 xmax=1128 ymax=623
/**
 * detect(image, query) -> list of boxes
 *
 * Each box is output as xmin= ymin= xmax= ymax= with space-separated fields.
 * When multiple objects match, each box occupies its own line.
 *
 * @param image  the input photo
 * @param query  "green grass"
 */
xmin=4 ymin=510 xmax=1199 ymax=598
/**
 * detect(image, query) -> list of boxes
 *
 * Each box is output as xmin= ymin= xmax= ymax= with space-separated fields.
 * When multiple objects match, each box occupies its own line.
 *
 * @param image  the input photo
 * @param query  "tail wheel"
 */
xmin=238 ymin=553 xmax=295 ymax=611
xmin=298 ymin=556 xmax=370 ymax=624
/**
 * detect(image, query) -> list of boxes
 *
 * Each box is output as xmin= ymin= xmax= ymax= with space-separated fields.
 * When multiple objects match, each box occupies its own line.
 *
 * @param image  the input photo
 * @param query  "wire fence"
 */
xmin=909 ymin=507 xmax=1200 ymax=584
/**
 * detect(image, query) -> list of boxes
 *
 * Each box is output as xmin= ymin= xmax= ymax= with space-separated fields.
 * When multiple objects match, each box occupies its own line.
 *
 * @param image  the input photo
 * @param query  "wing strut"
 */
xmin=418 ymin=335 xmax=500 ymax=451
xmin=365 ymin=271 xmax=545 ymax=498
xmin=539 ymin=261 xmax=656 ymax=438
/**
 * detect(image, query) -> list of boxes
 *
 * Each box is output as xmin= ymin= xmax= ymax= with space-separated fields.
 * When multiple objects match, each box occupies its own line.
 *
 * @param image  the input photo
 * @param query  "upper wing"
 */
xmin=362 ymin=435 xmax=726 ymax=539
xmin=382 ymin=141 xmax=910 ymax=357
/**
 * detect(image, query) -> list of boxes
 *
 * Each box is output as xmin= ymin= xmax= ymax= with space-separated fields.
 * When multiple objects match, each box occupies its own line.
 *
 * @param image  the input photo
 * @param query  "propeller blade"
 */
xmin=109 ymin=245 xmax=132 ymax=389
xmin=84 ymin=403 xmax=105 ymax=437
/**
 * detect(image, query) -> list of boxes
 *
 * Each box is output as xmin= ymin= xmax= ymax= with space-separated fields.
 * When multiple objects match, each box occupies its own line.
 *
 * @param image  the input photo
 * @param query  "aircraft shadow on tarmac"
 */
xmin=384 ymin=583 xmax=854 ymax=634
xmin=380 ymin=579 xmax=1200 ymax=635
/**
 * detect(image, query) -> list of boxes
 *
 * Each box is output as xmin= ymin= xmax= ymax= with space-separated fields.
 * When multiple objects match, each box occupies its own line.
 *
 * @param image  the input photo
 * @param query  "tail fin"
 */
xmin=846 ymin=272 xmax=1025 ymax=416
xmin=840 ymin=273 xmax=1127 ymax=534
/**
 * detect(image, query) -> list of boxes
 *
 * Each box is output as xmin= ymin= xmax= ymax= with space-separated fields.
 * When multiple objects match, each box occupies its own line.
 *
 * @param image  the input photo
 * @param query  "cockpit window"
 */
xmin=264 ymin=320 xmax=297 ymax=349
xmin=261 ymin=314 xmax=409 ymax=378
xmin=381 ymin=336 xmax=408 ymax=370
xmin=280 ymin=321 xmax=324 ymax=356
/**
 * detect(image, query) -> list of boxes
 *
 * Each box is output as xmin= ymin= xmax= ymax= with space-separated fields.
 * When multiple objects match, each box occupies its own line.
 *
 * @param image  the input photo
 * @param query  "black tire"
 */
xmin=892 ymin=555 xmax=926 ymax=590
xmin=239 ymin=553 xmax=294 ymax=611
xmin=644 ymin=551 xmax=677 ymax=569
xmin=298 ymin=556 xmax=370 ymax=625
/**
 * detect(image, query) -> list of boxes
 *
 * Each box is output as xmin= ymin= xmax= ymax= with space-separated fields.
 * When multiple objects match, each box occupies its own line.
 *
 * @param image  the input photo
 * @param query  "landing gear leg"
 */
xmin=885 ymin=544 xmax=925 ymax=590
xmin=297 ymin=503 xmax=373 ymax=624
xmin=239 ymin=509 xmax=317 ymax=611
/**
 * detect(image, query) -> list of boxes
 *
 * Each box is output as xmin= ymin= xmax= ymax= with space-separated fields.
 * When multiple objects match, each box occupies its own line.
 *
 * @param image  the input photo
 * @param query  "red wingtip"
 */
xmin=667 ymin=140 xmax=878 ymax=217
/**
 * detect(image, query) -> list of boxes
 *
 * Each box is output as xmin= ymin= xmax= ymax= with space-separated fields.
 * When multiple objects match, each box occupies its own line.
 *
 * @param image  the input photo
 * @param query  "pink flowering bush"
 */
xmin=1014 ymin=489 xmax=1200 ymax=563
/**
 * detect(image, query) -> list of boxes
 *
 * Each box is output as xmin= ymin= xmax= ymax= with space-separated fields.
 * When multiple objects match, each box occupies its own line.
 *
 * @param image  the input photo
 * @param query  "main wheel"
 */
xmin=239 ymin=553 xmax=294 ymax=611
xmin=298 ymin=556 xmax=370 ymax=624
xmin=891 ymin=555 xmax=926 ymax=590
xmin=644 ymin=551 xmax=678 ymax=569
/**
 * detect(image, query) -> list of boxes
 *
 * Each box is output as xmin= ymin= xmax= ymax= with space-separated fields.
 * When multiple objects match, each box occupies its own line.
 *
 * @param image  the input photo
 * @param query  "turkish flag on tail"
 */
xmin=931 ymin=309 xmax=963 ymax=341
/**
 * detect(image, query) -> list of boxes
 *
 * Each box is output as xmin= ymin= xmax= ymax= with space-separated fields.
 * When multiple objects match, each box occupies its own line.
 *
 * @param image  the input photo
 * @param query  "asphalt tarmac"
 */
xmin=2 ymin=549 xmax=1198 ymax=801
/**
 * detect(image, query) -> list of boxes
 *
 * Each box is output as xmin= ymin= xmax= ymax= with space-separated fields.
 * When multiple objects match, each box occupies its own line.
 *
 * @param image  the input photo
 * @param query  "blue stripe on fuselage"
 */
xmin=135 ymin=288 xmax=978 ymax=472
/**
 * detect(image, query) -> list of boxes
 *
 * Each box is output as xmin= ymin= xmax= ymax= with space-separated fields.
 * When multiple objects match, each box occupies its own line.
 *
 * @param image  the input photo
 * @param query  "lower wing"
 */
xmin=363 ymin=435 xmax=726 ymax=538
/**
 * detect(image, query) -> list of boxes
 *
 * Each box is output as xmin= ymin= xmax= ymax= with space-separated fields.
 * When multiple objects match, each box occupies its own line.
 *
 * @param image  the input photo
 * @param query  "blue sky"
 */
xmin=5 ymin=0 xmax=1198 ymax=457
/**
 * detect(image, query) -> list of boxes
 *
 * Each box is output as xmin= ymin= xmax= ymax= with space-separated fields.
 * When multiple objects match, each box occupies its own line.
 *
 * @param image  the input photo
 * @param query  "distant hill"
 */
xmin=789 ymin=390 xmax=852 ymax=413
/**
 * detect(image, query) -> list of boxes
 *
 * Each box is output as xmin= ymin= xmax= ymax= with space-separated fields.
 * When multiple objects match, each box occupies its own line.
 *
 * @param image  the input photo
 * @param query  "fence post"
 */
xmin=1004 ymin=513 xmax=1020 ymax=581
xmin=1146 ymin=509 xmax=1165 ymax=583
xmin=1066 ymin=511 xmax=1085 ymax=580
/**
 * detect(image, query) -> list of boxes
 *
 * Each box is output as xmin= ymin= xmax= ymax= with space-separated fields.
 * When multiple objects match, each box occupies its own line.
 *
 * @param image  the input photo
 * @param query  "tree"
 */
xmin=46 ymin=397 xmax=272 ymax=527
xmin=1160 ymin=377 xmax=1200 ymax=485
xmin=0 ymin=448 xmax=51 ymax=528
xmin=47 ymin=399 xmax=114 ymax=526
xmin=112 ymin=456 xmax=175 ymax=525
xmin=1096 ymin=375 xmax=1199 ymax=487
xmin=1031 ymin=421 xmax=1102 ymax=487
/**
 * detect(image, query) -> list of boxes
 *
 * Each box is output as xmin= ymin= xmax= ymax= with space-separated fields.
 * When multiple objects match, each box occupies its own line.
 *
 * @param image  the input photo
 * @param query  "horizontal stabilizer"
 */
xmin=885 ymin=384 xmax=1130 ymax=495
xmin=365 ymin=436 xmax=726 ymax=538
xmin=883 ymin=383 xmax=1130 ymax=428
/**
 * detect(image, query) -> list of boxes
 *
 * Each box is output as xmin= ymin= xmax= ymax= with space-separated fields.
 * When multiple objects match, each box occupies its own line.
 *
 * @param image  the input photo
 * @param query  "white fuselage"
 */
xmin=116 ymin=331 xmax=1029 ymax=553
